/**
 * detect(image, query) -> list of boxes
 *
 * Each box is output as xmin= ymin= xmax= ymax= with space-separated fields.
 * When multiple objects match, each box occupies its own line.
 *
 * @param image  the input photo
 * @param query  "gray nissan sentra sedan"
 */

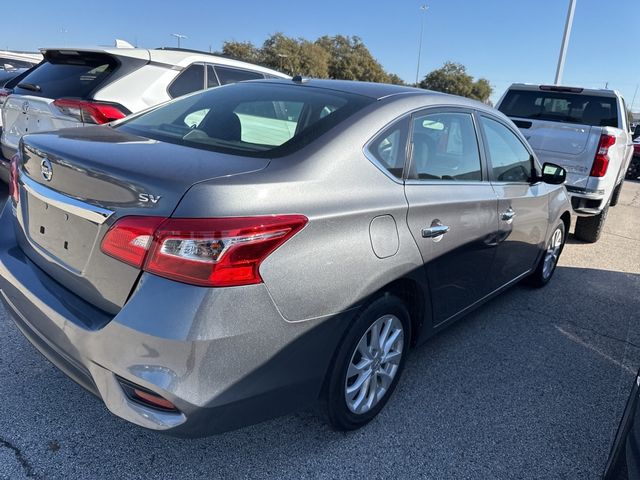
xmin=0 ymin=78 xmax=571 ymax=436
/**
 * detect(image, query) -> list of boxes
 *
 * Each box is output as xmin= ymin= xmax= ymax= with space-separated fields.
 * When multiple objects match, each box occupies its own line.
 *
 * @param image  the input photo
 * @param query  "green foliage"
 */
xmin=221 ymin=33 xmax=403 ymax=84
xmin=419 ymin=62 xmax=493 ymax=103
xmin=221 ymin=41 xmax=262 ymax=65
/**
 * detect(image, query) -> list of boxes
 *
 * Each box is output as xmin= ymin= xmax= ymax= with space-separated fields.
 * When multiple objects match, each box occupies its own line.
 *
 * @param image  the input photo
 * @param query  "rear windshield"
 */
xmin=12 ymin=51 xmax=117 ymax=99
xmin=499 ymin=90 xmax=619 ymax=128
xmin=118 ymin=82 xmax=374 ymax=157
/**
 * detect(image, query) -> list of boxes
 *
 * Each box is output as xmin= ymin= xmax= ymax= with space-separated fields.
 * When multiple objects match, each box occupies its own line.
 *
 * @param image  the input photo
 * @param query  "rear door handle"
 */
xmin=422 ymin=222 xmax=450 ymax=241
xmin=501 ymin=208 xmax=516 ymax=223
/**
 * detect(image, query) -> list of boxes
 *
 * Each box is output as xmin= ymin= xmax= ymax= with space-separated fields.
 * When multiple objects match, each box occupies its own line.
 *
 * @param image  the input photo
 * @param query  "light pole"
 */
xmin=415 ymin=4 xmax=429 ymax=86
xmin=170 ymin=33 xmax=187 ymax=49
xmin=554 ymin=0 xmax=577 ymax=85
xmin=277 ymin=53 xmax=289 ymax=74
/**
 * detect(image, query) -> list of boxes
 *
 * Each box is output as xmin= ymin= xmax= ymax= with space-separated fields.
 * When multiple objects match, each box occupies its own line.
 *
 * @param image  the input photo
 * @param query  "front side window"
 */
xmin=168 ymin=64 xmax=205 ymax=98
xmin=409 ymin=112 xmax=481 ymax=181
xmin=214 ymin=66 xmax=264 ymax=85
xmin=119 ymin=82 xmax=373 ymax=157
xmin=480 ymin=116 xmax=532 ymax=183
xmin=367 ymin=118 xmax=409 ymax=179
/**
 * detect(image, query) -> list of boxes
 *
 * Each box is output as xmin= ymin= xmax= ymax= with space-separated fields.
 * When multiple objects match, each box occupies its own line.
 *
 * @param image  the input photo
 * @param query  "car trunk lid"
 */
xmin=14 ymin=126 xmax=270 ymax=314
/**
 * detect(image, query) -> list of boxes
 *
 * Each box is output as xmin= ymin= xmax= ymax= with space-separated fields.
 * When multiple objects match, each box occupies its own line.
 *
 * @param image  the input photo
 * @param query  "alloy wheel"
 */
xmin=344 ymin=314 xmax=404 ymax=414
xmin=542 ymin=227 xmax=563 ymax=279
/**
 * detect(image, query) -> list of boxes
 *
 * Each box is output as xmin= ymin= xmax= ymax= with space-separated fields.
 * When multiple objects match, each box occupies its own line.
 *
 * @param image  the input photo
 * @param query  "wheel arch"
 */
xmin=560 ymin=210 xmax=571 ymax=239
xmin=319 ymin=274 xmax=429 ymax=400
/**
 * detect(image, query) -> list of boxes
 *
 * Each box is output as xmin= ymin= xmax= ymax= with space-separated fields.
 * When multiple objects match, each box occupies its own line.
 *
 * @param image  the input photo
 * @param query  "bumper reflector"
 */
xmin=117 ymin=376 xmax=178 ymax=412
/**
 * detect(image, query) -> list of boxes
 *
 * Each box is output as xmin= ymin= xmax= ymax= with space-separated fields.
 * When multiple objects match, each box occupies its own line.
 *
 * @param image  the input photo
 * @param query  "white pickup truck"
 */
xmin=497 ymin=84 xmax=634 ymax=242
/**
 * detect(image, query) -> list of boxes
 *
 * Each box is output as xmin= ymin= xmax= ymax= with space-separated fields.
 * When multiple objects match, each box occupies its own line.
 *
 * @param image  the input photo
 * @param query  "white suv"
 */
xmin=0 ymin=46 xmax=288 ymax=180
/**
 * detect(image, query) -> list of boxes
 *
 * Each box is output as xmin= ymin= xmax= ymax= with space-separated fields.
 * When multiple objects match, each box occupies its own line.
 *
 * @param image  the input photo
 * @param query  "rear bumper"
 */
xmin=0 ymin=203 xmax=347 ymax=436
xmin=566 ymin=187 xmax=606 ymax=215
xmin=1 ymin=143 xmax=16 ymax=167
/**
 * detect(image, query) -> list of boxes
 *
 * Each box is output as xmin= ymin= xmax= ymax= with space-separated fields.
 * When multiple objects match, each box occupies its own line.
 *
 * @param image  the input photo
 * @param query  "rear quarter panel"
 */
xmin=172 ymin=97 xmax=434 ymax=323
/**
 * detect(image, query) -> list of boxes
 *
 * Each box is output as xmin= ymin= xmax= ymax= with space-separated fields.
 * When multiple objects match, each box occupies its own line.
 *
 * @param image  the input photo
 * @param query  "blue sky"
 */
xmin=3 ymin=0 xmax=638 ymax=107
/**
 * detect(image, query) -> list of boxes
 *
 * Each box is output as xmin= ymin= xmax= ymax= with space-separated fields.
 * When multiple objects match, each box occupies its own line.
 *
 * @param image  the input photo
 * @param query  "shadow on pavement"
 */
xmin=0 ymin=265 xmax=638 ymax=478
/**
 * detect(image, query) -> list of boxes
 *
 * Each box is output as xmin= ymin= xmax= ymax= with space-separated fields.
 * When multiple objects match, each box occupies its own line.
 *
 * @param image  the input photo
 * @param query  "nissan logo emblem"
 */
xmin=40 ymin=158 xmax=53 ymax=182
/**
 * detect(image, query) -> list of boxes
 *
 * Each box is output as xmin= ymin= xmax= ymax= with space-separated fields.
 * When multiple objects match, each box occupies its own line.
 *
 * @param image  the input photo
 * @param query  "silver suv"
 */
xmin=0 ymin=80 xmax=572 ymax=436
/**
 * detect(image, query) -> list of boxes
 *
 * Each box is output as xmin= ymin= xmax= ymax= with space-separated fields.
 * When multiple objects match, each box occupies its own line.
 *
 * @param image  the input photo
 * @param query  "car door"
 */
xmin=404 ymin=108 xmax=499 ymax=326
xmin=477 ymin=114 xmax=549 ymax=290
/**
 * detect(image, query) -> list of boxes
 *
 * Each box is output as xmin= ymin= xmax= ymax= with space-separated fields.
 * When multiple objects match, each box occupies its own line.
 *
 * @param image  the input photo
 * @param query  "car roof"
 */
xmin=253 ymin=78 xmax=422 ymax=100
xmin=38 ymin=46 xmax=288 ymax=78
xmin=250 ymin=78 xmax=494 ymax=110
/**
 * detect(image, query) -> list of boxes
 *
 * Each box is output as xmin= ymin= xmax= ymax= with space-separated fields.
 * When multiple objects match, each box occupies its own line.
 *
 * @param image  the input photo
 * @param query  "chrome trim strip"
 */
xmin=20 ymin=174 xmax=113 ymax=224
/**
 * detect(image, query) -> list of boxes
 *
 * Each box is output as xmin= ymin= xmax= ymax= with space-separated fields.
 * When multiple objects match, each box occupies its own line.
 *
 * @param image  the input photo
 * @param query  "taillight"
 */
xmin=100 ymin=216 xmax=166 ymax=268
xmin=53 ymin=98 xmax=126 ymax=124
xmin=590 ymin=134 xmax=616 ymax=177
xmin=8 ymin=153 xmax=20 ymax=204
xmin=0 ymin=88 xmax=10 ymax=108
xmin=101 ymin=215 xmax=308 ymax=287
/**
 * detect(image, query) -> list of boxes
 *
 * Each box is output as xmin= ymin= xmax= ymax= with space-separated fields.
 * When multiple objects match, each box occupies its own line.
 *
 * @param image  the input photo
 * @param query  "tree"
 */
xmin=315 ymin=35 xmax=389 ymax=83
xmin=221 ymin=41 xmax=262 ymax=65
xmin=221 ymin=33 xmax=404 ymax=84
xmin=419 ymin=62 xmax=493 ymax=103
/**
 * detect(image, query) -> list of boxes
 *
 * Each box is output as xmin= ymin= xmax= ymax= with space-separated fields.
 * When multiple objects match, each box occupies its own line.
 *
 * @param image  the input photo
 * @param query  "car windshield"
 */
xmin=117 ymin=82 xmax=374 ymax=157
xmin=499 ymin=89 xmax=619 ymax=128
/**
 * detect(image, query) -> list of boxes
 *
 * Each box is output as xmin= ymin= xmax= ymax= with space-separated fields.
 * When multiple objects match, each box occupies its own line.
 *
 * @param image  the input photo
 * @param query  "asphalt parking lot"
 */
xmin=0 ymin=181 xmax=639 ymax=480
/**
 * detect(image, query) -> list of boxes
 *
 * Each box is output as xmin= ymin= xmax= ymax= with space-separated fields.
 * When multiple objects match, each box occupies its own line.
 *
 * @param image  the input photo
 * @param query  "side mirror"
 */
xmin=633 ymin=124 xmax=640 ymax=140
xmin=541 ymin=162 xmax=566 ymax=185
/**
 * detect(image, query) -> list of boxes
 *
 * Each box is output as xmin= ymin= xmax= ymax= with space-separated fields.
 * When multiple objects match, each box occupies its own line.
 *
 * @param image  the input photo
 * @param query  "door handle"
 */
xmin=501 ymin=208 xmax=516 ymax=224
xmin=422 ymin=222 xmax=450 ymax=241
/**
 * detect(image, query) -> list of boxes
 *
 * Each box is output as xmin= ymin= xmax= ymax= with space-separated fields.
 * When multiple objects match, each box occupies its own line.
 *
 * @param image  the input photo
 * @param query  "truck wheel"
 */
xmin=626 ymin=157 xmax=640 ymax=180
xmin=574 ymin=205 xmax=609 ymax=243
xmin=609 ymin=181 xmax=623 ymax=207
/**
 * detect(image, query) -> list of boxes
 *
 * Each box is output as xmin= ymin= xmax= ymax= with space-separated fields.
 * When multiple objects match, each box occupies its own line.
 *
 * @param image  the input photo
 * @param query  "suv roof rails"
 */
xmin=155 ymin=47 xmax=220 ymax=56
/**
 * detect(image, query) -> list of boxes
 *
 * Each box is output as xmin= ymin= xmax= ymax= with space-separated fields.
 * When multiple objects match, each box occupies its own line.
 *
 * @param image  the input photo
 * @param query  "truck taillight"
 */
xmin=101 ymin=215 xmax=308 ymax=287
xmin=8 ymin=153 xmax=20 ymax=204
xmin=53 ymin=98 xmax=127 ymax=125
xmin=590 ymin=134 xmax=616 ymax=177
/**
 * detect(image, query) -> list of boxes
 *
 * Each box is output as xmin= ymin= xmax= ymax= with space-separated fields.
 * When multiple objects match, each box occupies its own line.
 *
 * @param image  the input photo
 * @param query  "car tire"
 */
xmin=574 ymin=205 xmax=608 ymax=243
xmin=609 ymin=181 xmax=623 ymax=207
xmin=326 ymin=294 xmax=411 ymax=431
xmin=528 ymin=221 xmax=566 ymax=287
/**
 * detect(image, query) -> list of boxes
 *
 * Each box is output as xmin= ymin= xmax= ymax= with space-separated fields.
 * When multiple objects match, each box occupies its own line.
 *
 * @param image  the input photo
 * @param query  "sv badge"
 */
xmin=138 ymin=193 xmax=162 ymax=204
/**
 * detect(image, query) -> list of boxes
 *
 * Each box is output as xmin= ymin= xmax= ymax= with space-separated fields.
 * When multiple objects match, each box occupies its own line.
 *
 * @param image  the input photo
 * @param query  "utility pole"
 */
xmin=631 ymin=84 xmax=639 ymax=111
xmin=170 ymin=33 xmax=187 ymax=48
xmin=554 ymin=0 xmax=577 ymax=85
xmin=415 ymin=5 xmax=429 ymax=86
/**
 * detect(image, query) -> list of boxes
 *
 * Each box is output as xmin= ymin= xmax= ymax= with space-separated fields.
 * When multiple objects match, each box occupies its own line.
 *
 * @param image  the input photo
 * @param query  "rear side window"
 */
xmin=215 ymin=66 xmax=264 ymax=85
xmin=12 ymin=51 xmax=116 ymax=99
xmin=118 ymin=82 xmax=374 ymax=158
xmin=499 ymin=90 xmax=619 ymax=128
xmin=168 ymin=64 xmax=205 ymax=98
xmin=480 ymin=116 xmax=532 ymax=183
xmin=409 ymin=112 xmax=482 ymax=181
xmin=206 ymin=65 xmax=220 ymax=88
xmin=367 ymin=118 xmax=409 ymax=179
